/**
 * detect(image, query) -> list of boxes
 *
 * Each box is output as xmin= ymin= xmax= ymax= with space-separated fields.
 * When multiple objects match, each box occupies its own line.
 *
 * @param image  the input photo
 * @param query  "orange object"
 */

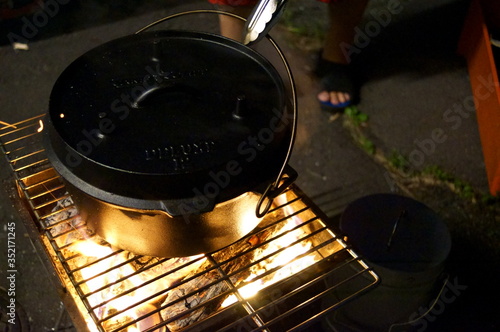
xmin=458 ymin=0 xmax=500 ymax=196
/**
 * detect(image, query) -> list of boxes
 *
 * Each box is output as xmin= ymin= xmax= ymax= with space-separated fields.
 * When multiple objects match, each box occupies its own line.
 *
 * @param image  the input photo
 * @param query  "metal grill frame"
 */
xmin=1 ymin=115 xmax=379 ymax=332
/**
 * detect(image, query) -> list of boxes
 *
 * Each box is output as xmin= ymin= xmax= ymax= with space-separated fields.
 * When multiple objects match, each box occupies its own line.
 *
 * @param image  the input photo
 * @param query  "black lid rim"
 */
xmin=48 ymin=29 xmax=288 ymax=176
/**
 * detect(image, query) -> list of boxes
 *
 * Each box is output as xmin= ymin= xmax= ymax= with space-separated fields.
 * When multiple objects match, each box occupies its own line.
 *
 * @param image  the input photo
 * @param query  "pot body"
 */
xmin=64 ymin=180 xmax=262 ymax=258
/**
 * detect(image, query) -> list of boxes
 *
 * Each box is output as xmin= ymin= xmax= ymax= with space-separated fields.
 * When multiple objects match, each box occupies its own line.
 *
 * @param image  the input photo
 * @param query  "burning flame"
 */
xmin=221 ymin=201 xmax=319 ymax=307
xmin=227 ymin=245 xmax=316 ymax=304
xmin=73 ymin=241 xmax=151 ymax=329
xmin=72 ymin=240 xmax=179 ymax=331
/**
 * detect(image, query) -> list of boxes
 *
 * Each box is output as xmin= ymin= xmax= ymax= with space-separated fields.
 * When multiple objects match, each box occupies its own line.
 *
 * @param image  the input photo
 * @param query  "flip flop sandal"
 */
xmin=315 ymin=58 xmax=358 ymax=112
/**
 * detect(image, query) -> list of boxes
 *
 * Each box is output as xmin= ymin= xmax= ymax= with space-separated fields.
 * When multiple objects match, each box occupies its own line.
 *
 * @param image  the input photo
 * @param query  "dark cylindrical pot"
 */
xmin=44 ymin=29 xmax=295 ymax=257
xmin=324 ymin=194 xmax=452 ymax=331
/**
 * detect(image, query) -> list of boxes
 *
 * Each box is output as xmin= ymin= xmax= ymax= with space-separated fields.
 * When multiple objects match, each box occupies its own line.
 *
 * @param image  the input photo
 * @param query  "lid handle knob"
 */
xmin=232 ymin=95 xmax=247 ymax=119
xmin=386 ymin=209 xmax=407 ymax=250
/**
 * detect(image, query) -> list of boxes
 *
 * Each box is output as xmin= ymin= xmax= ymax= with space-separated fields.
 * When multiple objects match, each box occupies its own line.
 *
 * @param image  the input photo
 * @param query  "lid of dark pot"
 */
xmin=47 ymin=30 xmax=291 ymax=209
xmin=340 ymin=194 xmax=451 ymax=272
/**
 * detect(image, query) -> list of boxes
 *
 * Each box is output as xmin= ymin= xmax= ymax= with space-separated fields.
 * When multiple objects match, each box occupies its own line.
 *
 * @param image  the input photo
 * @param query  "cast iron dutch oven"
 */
xmin=44 ymin=27 xmax=296 ymax=257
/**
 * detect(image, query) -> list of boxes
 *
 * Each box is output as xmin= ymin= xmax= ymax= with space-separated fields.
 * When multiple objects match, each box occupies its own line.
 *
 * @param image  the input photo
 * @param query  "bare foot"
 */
xmin=317 ymin=90 xmax=351 ymax=107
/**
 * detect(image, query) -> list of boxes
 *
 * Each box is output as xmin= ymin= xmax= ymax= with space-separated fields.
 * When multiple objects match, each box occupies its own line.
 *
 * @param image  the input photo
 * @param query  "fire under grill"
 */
xmin=1 ymin=115 xmax=379 ymax=332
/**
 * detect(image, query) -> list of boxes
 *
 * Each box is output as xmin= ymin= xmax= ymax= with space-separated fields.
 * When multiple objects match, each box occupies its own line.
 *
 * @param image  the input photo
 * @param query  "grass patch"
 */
xmin=342 ymin=105 xmax=375 ymax=154
xmin=388 ymin=150 xmax=410 ymax=171
xmin=277 ymin=0 xmax=328 ymax=51
xmin=422 ymin=165 xmax=475 ymax=199
xmin=359 ymin=136 xmax=375 ymax=154
xmin=280 ymin=2 xmax=327 ymax=39
xmin=344 ymin=106 xmax=369 ymax=126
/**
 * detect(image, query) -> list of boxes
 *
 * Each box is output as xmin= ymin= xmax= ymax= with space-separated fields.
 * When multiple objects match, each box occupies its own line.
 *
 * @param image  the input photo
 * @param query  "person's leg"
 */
xmin=216 ymin=4 xmax=255 ymax=42
xmin=317 ymin=0 xmax=368 ymax=108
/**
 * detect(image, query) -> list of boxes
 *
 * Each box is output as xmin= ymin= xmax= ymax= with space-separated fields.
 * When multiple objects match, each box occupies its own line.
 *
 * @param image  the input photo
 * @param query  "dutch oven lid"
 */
xmin=340 ymin=194 xmax=451 ymax=272
xmin=47 ymin=30 xmax=291 ymax=208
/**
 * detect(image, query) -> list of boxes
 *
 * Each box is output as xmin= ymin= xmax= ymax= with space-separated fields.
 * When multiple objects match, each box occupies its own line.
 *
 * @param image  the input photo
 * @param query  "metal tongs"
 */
xmin=242 ymin=0 xmax=288 ymax=45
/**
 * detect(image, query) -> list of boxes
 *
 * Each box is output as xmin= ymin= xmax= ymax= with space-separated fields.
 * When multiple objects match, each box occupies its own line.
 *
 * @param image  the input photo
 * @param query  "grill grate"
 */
xmin=1 ymin=115 xmax=379 ymax=332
